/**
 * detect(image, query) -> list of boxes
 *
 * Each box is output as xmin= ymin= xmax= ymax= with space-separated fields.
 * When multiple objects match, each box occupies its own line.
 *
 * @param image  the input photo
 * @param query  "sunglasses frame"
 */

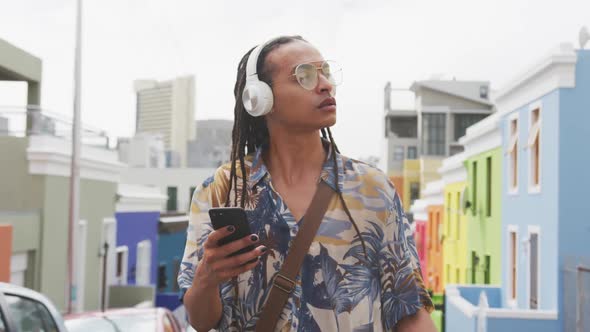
xmin=289 ymin=60 xmax=343 ymax=91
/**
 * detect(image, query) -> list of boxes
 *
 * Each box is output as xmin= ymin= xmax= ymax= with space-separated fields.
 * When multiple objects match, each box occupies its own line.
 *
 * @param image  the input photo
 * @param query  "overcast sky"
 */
xmin=0 ymin=0 xmax=589 ymax=162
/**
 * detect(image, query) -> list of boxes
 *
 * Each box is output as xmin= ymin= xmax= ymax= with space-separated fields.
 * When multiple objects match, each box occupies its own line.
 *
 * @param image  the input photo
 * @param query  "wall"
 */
xmin=501 ymin=89 xmax=560 ymax=311
xmin=465 ymin=148 xmax=502 ymax=286
xmin=40 ymin=176 xmax=117 ymax=312
xmin=558 ymin=49 xmax=590 ymax=328
xmin=0 ymin=224 xmax=12 ymax=282
xmin=0 ymin=137 xmax=45 ymax=211
xmin=0 ymin=213 xmax=41 ymax=289
xmin=443 ymin=181 xmax=468 ymax=285
xmin=426 ymin=205 xmax=444 ymax=293
xmin=115 ymin=212 xmax=159 ymax=285
xmin=157 ymin=230 xmax=187 ymax=293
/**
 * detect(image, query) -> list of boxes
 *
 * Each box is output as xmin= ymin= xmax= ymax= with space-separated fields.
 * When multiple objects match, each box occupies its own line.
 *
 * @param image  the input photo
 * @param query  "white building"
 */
xmin=134 ymin=76 xmax=196 ymax=167
xmin=120 ymin=167 xmax=216 ymax=213
xmin=118 ymin=133 xmax=166 ymax=168
xmin=187 ymin=119 xmax=232 ymax=168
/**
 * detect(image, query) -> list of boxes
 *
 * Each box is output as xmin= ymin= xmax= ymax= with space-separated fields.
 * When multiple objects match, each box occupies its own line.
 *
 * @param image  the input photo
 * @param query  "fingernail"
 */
xmin=250 ymin=234 xmax=259 ymax=242
xmin=227 ymin=225 xmax=235 ymax=233
xmin=260 ymin=246 xmax=268 ymax=253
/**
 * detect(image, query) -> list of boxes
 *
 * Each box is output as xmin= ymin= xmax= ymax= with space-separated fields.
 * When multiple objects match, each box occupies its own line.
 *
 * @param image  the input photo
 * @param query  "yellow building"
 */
xmin=402 ymin=159 xmax=421 ymax=211
xmin=438 ymin=153 xmax=468 ymax=286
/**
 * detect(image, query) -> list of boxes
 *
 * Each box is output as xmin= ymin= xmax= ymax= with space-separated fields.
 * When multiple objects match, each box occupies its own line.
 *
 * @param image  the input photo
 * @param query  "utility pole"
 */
xmin=67 ymin=0 xmax=83 ymax=314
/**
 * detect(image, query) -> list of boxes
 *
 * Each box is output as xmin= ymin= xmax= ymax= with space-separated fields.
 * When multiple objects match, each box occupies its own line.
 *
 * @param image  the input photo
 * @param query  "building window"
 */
xmin=115 ymin=246 xmax=129 ymax=285
xmin=410 ymin=182 xmax=420 ymax=205
xmin=486 ymin=156 xmax=492 ymax=217
xmin=456 ymin=191 xmax=461 ymax=241
xmin=407 ymin=146 xmax=418 ymax=159
xmin=393 ymin=146 xmax=405 ymax=161
xmin=167 ymin=187 xmax=177 ymax=212
xmin=422 ymin=113 xmax=446 ymax=156
xmin=472 ymin=161 xmax=477 ymax=215
xmin=484 ymin=255 xmax=491 ymax=284
xmin=454 ymin=114 xmax=488 ymax=141
xmin=508 ymin=228 xmax=518 ymax=303
xmin=508 ymin=116 xmax=519 ymax=193
xmin=389 ymin=116 xmax=418 ymax=138
xmin=528 ymin=108 xmax=541 ymax=192
xmin=471 ymin=251 xmax=478 ymax=283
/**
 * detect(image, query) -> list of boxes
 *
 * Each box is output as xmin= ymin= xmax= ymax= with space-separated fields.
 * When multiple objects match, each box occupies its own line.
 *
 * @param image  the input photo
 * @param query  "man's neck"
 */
xmin=264 ymin=129 xmax=326 ymax=187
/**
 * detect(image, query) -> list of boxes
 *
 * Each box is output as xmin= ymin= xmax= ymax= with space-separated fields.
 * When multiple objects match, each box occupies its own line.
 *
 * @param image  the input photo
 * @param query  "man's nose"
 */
xmin=315 ymin=72 xmax=334 ymax=94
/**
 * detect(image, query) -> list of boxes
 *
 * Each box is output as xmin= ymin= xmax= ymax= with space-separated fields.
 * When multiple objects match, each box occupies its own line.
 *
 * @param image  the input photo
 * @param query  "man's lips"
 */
xmin=319 ymin=97 xmax=336 ymax=108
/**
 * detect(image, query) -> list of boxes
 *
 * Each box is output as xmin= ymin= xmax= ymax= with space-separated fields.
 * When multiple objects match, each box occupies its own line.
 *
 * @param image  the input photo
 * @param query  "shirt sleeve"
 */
xmin=177 ymin=175 xmax=215 ymax=300
xmin=380 ymin=180 xmax=433 ymax=330
xmin=177 ymin=167 xmax=232 ymax=300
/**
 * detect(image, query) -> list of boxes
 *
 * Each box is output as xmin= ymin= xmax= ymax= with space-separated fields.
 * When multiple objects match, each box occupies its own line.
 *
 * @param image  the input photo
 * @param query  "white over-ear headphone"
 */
xmin=242 ymin=38 xmax=278 ymax=117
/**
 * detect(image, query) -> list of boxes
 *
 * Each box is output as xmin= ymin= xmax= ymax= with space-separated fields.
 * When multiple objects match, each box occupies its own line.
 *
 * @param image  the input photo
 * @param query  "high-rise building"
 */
xmin=134 ymin=76 xmax=195 ymax=167
xmin=383 ymin=80 xmax=494 ymax=210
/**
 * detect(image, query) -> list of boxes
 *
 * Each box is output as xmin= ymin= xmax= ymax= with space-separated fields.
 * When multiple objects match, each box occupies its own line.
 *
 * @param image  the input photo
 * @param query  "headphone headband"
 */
xmin=242 ymin=37 xmax=280 ymax=117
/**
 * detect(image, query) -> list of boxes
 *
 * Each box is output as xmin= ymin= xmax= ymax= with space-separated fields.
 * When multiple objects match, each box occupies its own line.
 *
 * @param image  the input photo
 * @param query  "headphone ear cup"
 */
xmin=242 ymin=81 xmax=274 ymax=117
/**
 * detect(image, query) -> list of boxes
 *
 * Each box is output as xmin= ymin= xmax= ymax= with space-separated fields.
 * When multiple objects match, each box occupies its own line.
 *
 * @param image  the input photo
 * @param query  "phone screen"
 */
xmin=208 ymin=207 xmax=255 ymax=258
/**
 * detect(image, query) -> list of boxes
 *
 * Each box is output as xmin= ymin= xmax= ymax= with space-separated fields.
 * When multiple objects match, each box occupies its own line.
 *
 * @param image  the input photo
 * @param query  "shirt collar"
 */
xmin=247 ymin=138 xmax=345 ymax=193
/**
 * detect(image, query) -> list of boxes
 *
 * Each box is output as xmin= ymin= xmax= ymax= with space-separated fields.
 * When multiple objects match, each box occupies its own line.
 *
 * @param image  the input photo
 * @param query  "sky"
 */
xmin=0 ymin=0 xmax=589 ymax=162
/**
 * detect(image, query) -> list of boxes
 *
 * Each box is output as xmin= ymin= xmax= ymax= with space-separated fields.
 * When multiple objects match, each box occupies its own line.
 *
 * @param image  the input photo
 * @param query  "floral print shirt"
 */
xmin=178 ymin=142 xmax=433 ymax=331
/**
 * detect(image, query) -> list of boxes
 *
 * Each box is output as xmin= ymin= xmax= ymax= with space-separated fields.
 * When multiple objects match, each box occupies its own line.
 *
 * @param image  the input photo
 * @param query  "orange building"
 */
xmin=421 ymin=180 xmax=444 ymax=293
xmin=0 ymin=224 xmax=13 ymax=282
xmin=426 ymin=205 xmax=444 ymax=293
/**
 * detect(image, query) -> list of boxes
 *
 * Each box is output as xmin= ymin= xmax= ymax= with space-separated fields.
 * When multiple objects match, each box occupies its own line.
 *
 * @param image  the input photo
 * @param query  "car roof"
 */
xmin=65 ymin=307 xmax=168 ymax=320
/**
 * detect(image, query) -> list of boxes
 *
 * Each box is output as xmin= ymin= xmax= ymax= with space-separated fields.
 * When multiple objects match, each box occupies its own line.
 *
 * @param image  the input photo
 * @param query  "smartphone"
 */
xmin=208 ymin=207 xmax=256 ymax=259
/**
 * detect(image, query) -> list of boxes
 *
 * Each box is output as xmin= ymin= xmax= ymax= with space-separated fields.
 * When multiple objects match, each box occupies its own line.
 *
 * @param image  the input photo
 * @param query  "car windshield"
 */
xmin=65 ymin=317 xmax=119 ymax=332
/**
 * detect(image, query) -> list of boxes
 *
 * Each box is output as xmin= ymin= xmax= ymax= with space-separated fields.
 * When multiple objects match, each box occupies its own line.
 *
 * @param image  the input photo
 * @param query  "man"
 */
xmin=178 ymin=36 xmax=435 ymax=332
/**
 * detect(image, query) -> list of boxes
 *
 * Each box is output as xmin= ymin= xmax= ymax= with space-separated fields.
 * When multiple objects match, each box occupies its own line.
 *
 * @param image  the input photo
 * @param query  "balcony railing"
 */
xmin=0 ymin=105 xmax=111 ymax=148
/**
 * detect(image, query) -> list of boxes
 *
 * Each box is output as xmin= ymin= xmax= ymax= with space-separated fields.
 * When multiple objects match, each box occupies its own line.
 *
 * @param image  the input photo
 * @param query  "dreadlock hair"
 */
xmin=226 ymin=36 xmax=368 ymax=299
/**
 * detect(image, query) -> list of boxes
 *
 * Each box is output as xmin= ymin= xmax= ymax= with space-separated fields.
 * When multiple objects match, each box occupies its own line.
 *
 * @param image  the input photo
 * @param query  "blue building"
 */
xmin=446 ymin=43 xmax=590 ymax=331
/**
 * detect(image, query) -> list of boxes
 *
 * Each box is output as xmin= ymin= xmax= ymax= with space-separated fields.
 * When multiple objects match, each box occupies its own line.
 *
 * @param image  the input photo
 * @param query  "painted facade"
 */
xmin=438 ymin=152 xmax=468 ymax=286
xmin=422 ymin=180 xmax=445 ymax=293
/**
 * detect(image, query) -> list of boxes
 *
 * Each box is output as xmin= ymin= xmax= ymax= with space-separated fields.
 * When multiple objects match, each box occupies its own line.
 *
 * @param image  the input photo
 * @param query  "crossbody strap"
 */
xmin=255 ymin=180 xmax=336 ymax=332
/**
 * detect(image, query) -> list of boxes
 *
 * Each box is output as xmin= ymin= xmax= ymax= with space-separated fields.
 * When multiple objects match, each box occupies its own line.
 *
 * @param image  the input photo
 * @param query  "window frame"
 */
xmin=527 ymin=225 xmax=541 ymax=309
xmin=507 ymin=225 xmax=519 ymax=308
xmin=527 ymin=103 xmax=542 ymax=194
xmin=115 ymin=246 xmax=129 ymax=285
xmin=507 ymin=113 xmax=520 ymax=195
xmin=393 ymin=146 xmax=405 ymax=161
xmin=2 ymin=293 xmax=59 ymax=332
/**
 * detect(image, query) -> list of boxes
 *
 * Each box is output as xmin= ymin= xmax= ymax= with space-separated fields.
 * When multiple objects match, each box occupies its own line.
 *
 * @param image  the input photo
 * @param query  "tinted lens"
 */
xmin=294 ymin=63 xmax=318 ymax=90
xmin=322 ymin=61 xmax=342 ymax=86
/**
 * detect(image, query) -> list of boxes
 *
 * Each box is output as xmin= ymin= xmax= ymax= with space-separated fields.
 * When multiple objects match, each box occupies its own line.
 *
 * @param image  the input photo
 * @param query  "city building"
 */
xmin=446 ymin=42 xmax=590 ymax=332
xmin=118 ymin=133 xmax=166 ymax=168
xmin=187 ymin=119 xmax=232 ymax=168
xmin=134 ymin=76 xmax=195 ymax=167
xmin=438 ymin=152 xmax=468 ymax=286
xmin=422 ymin=180 xmax=444 ymax=293
xmin=460 ymin=113 xmax=502 ymax=286
xmin=383 ymin=80 xmax=494 ymax=211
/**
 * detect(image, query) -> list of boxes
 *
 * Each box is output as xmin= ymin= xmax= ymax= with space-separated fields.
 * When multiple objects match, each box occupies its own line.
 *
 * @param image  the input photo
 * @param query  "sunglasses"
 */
xmin=290 ymin=60 xmax=343 ymax=90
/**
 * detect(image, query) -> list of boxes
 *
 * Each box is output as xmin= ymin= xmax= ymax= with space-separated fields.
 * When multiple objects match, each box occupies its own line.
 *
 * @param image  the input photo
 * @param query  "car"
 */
xmin=65 ymin=307 xmax=182 ymax=332
xmin=0 ymin=282 xmax=68 ymax=332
